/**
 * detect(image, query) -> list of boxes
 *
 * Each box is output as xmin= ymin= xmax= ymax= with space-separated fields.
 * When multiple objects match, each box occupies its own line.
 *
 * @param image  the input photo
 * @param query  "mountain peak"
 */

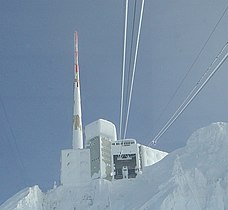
xmin=2 ymin=122 xmax=228 ymax=210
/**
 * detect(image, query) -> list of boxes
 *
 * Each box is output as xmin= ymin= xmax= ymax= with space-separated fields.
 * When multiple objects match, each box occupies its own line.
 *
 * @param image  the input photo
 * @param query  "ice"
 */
xmin=85 ymin=119 xmax=117 ymax=144
xmin=2 ymin=122 xmax=228 ymax=209
xmin=1 ymin=186 xmax=43 ymax=210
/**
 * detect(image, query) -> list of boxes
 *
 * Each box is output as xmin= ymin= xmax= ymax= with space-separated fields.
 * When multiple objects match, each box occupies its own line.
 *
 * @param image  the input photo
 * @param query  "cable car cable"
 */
xmin=123 ymin=0 xmax=145 ymax=139
xmin=152 ymin=4 xmax=228 ymax=132
xmin=0 ymin=94 xmax=28 ymax=185
xmin=124 ymin=0 xmax=137 ymax=136
xmin=148 ymin=42 xmax=228 ymax=146
xmin=119 ymin=0 xmax=129 ymax=139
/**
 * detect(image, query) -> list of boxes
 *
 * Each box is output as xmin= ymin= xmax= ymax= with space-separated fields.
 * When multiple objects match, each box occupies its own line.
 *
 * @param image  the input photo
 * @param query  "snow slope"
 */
xmin=0 ymin=186 xmax=43 ymax=210
xmin=2 ymin=122 xmax=228 ymax=210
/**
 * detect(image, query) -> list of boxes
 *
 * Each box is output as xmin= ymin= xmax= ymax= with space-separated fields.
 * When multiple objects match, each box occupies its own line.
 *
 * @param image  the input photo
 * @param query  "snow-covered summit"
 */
xmin=2 ymin=122 xmax=228 ymax=210
xmin=0 ymin=186 xmax=43 ymax=210
xmin=136 ymin=122 xmax=228 ymax=210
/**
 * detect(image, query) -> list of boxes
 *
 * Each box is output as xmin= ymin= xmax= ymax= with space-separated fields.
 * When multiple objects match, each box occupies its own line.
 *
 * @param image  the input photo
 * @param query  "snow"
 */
xmin=85 ymin=119 xmax=117 ymax=145
xmin=2 ymin=122 xmax=228 ymax=210
xmin=140 ymin=145 xmax=168 ymax=168
xmin=1 ymin=186 xmax=43 ymax=210
xmin=60 ymin=149 xmax=91 ymax=186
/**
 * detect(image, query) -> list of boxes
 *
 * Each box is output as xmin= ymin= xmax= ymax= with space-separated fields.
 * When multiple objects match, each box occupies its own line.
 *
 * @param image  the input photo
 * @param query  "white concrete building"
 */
xmin=60 ymin=149 xmax=90 ymax=185
xmin=85 ymin=119 xmax=117 ymax=181
xmin=111 ymin=139 xmax=141 ymax=180
xmin=60 ymin=117 xmax=168 ymax=185
xmin=60 ymin=32 xmax=167 ymax=186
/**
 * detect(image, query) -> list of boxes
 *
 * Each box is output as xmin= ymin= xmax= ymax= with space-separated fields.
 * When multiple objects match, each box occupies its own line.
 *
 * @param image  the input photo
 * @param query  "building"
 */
xmin=60 ymin=32 xmax=168 ymax=186
xmin=85 ymin=119 xmax=116 ymax=181
xmin=111 ymin=139 xmax=140 ymax=180
xmin=60 ymin=148 xmax=91 ymax=186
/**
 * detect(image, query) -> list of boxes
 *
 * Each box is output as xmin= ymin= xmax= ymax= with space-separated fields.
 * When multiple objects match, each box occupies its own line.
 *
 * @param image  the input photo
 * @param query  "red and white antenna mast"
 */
xmin=72 ymin=31 xmax=83 ymax=149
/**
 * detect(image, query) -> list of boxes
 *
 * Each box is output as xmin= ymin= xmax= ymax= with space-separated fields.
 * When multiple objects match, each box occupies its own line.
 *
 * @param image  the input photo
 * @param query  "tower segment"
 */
xmin=72 ymin=31 xmax=83 ymax=149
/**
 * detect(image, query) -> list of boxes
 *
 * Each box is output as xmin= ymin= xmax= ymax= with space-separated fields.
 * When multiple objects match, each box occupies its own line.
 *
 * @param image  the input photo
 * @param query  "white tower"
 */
xmin=72 ymin=31 xmax=83 ymax=149
xmin=60 ymin=32 xmax=90 ymax=186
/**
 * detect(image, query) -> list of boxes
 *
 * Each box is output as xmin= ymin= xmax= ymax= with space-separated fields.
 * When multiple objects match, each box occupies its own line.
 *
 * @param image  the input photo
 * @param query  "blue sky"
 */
xmin=0 ymin=0 xmax=228 ymax=204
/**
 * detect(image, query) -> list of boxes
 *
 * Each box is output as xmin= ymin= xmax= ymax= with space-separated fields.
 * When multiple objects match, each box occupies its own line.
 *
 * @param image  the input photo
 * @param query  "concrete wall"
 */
xmin=111 ymin=139 xmax=141 ymax=180
xmin=90 ymin=136 xmax=112 ymax=181
xmin=140 ymin=145 xmax=168 ymax=169
xmin=60 ymin=149 xmax=91 ymax=186
xmin=100 ymin=136 xmax=112 ymax=181
xmin=90 ymin=137 xmax=101 ymax=179
xmin=85 ymin=119 xmax=117 ymax=147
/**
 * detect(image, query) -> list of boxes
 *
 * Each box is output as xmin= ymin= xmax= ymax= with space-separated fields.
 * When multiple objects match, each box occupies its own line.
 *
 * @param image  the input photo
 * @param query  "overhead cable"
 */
xmin=124 ymin=0 xmax=137 ymax=131
xmin=123 ymin=0 xmax=145 ymax=139
xmin=119 ymin=0 xmax=129 ymax=139
xmin=148 ymin=42 xmax=228 ymax=146
xmin=153 ymin=4 xmax=228 ymax=130
xmin=0 ymin=94 xmax=28 ymax=185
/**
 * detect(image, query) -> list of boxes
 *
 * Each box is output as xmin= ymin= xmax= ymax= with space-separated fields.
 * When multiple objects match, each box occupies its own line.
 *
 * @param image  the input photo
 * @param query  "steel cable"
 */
xmin=148 ymin=42 xmax=228 ymax=146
